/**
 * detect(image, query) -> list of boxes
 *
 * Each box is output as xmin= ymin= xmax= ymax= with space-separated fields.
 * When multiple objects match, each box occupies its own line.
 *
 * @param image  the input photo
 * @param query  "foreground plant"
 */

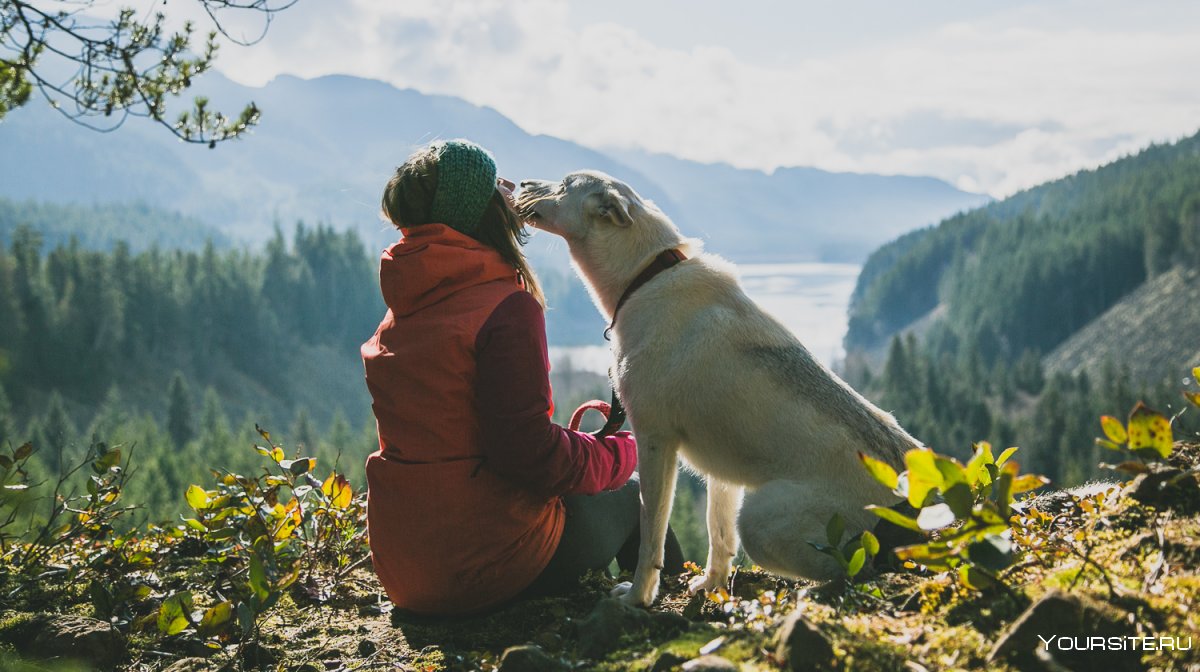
xmin=859 ymin=444 xmax=1048 ymax=590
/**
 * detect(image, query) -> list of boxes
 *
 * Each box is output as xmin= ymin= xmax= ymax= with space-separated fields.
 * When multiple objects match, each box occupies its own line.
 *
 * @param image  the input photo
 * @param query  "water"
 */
xmin=548 ymin=262 xmax=861 ymax=375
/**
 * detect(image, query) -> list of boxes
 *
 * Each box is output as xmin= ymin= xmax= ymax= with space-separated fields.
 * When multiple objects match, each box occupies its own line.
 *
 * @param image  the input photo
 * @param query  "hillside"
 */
xmin=1045 ymin=266 xmax=1200 ymax=383
xmin=0 ymin=73 xmax=983 ymax=264
xmin=845 ymin=129 xmax=1200 ymax=372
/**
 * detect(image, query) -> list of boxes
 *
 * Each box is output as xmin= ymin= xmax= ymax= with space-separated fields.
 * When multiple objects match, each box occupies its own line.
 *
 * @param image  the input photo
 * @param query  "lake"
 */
xmin=547 ymin=262 xmax=861 ymax=375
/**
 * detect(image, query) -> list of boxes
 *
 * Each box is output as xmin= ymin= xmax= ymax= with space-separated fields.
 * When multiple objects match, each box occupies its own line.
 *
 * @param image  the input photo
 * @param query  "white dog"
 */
xmin=517 ymin=172 xmax=920 ymax=607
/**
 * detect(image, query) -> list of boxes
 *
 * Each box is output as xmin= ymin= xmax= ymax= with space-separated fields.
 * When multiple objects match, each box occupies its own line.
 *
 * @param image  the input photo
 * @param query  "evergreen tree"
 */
xmin=0 ymin=384 xmax=14 ymax=448
xmin=166 ymin=372 xmax=195 ymax=448
xmin=41 ymin=391 xmax=76 ymax=472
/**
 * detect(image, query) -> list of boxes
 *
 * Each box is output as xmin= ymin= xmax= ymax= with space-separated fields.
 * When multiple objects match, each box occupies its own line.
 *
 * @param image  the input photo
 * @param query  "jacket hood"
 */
xmin=379 ymin=224 xmax=520 ymax=316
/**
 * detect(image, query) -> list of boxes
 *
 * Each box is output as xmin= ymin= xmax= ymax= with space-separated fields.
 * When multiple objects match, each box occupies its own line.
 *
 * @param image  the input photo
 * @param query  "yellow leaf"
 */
xmin=185 ymin=485 xmax=209 ymax=511
xmin=1193 ymin=367 xmax=1200 ymax=386
xmin=1126 ymin=402 xmax=1173 ymax=458
xmin=1099 ymin=415 xmax=1127 ymax=444
xmin=270 ymin=446 xmax=284 ymax=464
xmin=1184 ymin=390 xmax=1200 ymax=408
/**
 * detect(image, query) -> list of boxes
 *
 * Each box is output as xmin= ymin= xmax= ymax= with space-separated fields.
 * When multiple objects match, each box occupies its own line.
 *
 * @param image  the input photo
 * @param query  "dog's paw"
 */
xmin=611 ymin=580 xmax=658 ymax=607
xmin=686 ymin=571 xmax=729 ymax=595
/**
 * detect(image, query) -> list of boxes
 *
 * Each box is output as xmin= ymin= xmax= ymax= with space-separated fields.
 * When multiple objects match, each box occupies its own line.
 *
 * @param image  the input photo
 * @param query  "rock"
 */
xmin=988 ymin=591 xmax=1143 ymax=671
xmin=681 ymin=655 xmax=738 ymax=671
xmin=575 ymin=598 xmax=653 ymax=658
xmin=774 ymin=610 xmax=835 ymax=672
xmin=14 ymin=614 xmax=128 ymax=667
xmin=357 ymin=638 xmax=378 ymax=656
xmin=163 ymin=657 xmax=212 ymax=672
xmin=497 ymin=644 xmax=569 ymax=672
xmin=1125 ymin=467 xmax=1200 ymax=512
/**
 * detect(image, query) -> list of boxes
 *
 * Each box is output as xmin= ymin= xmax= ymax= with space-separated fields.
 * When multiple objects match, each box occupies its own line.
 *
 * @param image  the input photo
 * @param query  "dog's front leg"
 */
xmin=611 ymin=439 xmax=678 ymax=608
xmin=688 ymin=478 xmax=742 ymax=594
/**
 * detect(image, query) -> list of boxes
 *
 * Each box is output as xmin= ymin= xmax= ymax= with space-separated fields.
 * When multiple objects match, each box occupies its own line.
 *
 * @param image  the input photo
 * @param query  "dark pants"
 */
xmin=521 ymin=477 xmax=687 ymax=596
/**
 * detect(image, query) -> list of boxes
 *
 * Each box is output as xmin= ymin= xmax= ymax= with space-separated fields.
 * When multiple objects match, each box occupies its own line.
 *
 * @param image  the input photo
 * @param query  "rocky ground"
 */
xmin=3 ymin=444 xmax=1199 ymax=672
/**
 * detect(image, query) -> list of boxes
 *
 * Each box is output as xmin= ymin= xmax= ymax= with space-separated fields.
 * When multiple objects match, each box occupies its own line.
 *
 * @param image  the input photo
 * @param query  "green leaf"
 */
xmin=14 ymin=442 xmax=33 ymax=461
xmin=943 ymin=482 xmax=974 ymax=519
xmin=858 ymin=452 xmax=899 ymax=490
xmin=958 ymin=564 xmax=996 ymax=591
xmin=1095 ymin=438 xmax=1122 ymax=451
xmin=867 ymin=505 xmax=922 ymax=532
xmin=905 ymin=449 xmax=943 ymax=508
xmin=185 ymin=485 xmax=209 ymax=510
xmin=861 ymin=530 xmax=880 ymax=557
xmin=181 ymin=517 xmax=206 ymax=532
xmin=935 ymin=456 xmax=966 ymax=487
xmin=826 ymin=513 xmax=845 ymax=546
xmin=248 ymin=553 xmax=269 ymax=602
xmin=967 ymin=534 xmax=1014 ymax=572
xmin=1127 ymin=402 xmax=1172 ymax=458
xmin=965 ymin=443 xmax=994 ymax=487
xmin=91 ymin=447 xmax=121 ymax=474
xmin=1100 ymin=415 xmax=1127 ymax=444
xmin=157 ymin=592 xmax=193 ymax=636
xmin=237 ymin=601 xmax=255 ymax=636
xmin=847 ymin=547 xmax=867 ymax=577
xmin=994 ymin=447 xmax=1019 ymax=467
xmin=288 ymin=457 xmax=315 ymax=475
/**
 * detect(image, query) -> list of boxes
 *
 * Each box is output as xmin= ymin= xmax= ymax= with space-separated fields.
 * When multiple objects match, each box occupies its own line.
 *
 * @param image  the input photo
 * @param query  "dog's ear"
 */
xmin=594 ymin=190 xmax=633 ymax=228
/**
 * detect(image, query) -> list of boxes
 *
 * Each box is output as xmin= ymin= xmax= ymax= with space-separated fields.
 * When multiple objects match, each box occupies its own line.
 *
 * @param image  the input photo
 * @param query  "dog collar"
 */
xmin=604 ymin=248 xmax=688 ymax=340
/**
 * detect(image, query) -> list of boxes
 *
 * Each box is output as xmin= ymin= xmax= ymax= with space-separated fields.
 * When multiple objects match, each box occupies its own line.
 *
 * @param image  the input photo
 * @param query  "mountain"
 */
xmin=610 ymin=149 xmax=990 ymax=261
xmin=0 ymin=72 xmax=983 ymax=264
xmin=845 ymin=129 xmax=1200 ymax=378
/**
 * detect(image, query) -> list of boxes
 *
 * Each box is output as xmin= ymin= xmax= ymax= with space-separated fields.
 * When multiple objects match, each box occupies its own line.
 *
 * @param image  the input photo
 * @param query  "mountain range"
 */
xmin=0 ymin=72 xmax=987 ymax=265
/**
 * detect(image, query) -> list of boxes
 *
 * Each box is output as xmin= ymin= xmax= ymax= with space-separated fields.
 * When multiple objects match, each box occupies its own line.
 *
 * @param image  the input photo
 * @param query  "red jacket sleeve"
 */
xmin=474 ymin=291 xmax=637 ymax=497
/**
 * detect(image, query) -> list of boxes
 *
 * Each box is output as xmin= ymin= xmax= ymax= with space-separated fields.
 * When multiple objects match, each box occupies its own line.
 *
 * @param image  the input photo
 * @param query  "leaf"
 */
xmin=994 ymin=447 xmax=1019 ymax=467
xmin=1095 ymin=438 xmax=1122 ymax=451
xmin=905 ymin=449 xmax=943 ymax=508
xmin=965 ymin=443 xmax=994 ymax=487
xmin=917 ymin=503 xmax=956 ymax=531
xmin=288 ymin=457 xmax=315 ymax=475
xmin=1100 ymin=416 xmax=1128 ymax=444
xmin=255 ymin=424 xmax=271 ymax=442
xmin=91 ymin=448 xmax=121 ymax=474
xmin=181 ymin=517 xmax=206 ymax=532
xmin=858 ymin=452 xmax=899 ymax=490
xmin=1010 ymin=474 xmax=1051 ymax=494
xmin=846 ymin=547 xmax=867 ymax=578
xmin=1127 ymin=402 xmax=1173 ymax=458
xmin=943 ymin=482 xmax=974 ymax=519
xmin=185 ymin=485 xmax=209 ymax=511
xmin=1194 ymin=366 xmax=1200 ymax=386
xmin=157 ymin=592 xmax=193 ymax=636
xmin=323 ymin=474 xmax=353 ymax=509
xmin=967 ymin=534 xmax=1014 ymax=572
xmin=237 ymin=601 xmax=255 ymax=636
xmin=0 ymin=455 xmax=10 ymax=470
xmin=867 ymin=505 xmax=922 ymax=532
xmin=1183 ymin=390 xmax=1200 ymax=408
xmin=958 ymin=564 xmax=996 ymax=591
xmin=861 ymin=530 xmax=880 ymax=557
xmin=826 ymin=513 xmax=845 ymax=546
xmin=14 ymin=442 xmax=33 ymax=460
xmin=248 ymin=553 xmax=269 ymax=602
xmin=200 ymin=601 xmax=233 ymax=631
xmin=935 ymin=456 xmax=966 ymax=487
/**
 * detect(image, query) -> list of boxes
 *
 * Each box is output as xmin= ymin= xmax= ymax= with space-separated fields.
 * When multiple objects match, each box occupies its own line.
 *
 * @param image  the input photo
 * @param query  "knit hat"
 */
xmin=428 ymin=139 xmax=498 ymax=236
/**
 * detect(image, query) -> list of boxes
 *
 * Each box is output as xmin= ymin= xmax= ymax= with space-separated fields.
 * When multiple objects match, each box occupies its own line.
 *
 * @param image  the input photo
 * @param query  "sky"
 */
xmin=103 ymin=0 xmax=1200 ymax=197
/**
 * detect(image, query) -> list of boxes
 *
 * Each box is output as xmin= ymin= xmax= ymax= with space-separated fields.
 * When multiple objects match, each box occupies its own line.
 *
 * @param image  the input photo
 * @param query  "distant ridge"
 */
xmin=0 ymin=72 xmax=983 ymax=263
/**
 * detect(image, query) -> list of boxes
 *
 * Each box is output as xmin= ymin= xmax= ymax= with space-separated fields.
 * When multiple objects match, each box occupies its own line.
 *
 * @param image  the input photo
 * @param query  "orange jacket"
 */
xmin=361 ymin=224 xmax=635 ymax=614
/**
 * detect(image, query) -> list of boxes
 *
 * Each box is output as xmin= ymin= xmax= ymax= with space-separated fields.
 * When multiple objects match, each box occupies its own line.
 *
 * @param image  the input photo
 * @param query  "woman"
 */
xmin=362 ymin=139 xmax=683 ymax=615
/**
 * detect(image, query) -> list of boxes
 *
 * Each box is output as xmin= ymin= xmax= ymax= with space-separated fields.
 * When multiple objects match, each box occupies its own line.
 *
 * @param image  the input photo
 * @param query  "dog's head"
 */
xmin=515 ymin=171 xmax=647 ymax=243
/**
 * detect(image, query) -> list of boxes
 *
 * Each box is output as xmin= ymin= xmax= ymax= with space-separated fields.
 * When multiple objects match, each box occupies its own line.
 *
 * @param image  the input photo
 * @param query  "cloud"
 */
xmin=118 ymin=0 xmax=1200 ymax=198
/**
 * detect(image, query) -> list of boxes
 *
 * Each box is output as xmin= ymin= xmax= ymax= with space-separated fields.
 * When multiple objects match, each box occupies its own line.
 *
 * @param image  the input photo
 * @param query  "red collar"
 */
xmin=605 ymin=248 xmax=687 ymax=340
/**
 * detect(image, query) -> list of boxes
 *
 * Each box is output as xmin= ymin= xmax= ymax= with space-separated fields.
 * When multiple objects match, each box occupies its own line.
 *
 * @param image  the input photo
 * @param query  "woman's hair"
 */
xmin=382 ymin=145 xmax=545 ymax=307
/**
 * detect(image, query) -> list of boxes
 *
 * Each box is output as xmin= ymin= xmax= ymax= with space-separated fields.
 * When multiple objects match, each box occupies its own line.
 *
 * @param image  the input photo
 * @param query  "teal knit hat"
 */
xmin=428 ymin=139 xmax=498 ymax=236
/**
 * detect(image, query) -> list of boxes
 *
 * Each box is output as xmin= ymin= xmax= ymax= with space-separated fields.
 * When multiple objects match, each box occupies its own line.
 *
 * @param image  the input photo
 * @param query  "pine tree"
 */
xmin=42 ymin=391 xmax=76 ymax=471
xmin=198 ymin=388 xmax=231 ymax=458
xmin=166 ymin=372 xmax=195 ymax=448
xmin=0 ymin=384 xmax=15 ymax=448
xmin=87 ymin=384 xmax=129 ymax=445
